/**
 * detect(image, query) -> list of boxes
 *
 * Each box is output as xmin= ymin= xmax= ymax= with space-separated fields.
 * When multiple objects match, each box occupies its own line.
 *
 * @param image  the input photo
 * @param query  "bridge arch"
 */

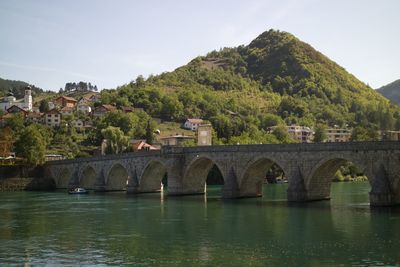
xmin=240 ymin=157 xmax=287 ymax=197
xmin=56 ymin=167 xmax=72 ymax=188
xmin=182 ymin=156 xmax=225 ymax=194
xmin=106 ymin=163 xmax=129 ymax=191
xmin=139 ymin=160 xmax=167 ymax=192
xmin=79 ymin=165 xmax=97 ymax=189
xmin=306 ymin=156 xmax=369 ymax=201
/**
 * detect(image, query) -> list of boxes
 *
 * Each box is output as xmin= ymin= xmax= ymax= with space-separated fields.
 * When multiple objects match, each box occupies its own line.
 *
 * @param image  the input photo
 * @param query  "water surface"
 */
xmin=1 ymin=182 xmax=400 ymax=266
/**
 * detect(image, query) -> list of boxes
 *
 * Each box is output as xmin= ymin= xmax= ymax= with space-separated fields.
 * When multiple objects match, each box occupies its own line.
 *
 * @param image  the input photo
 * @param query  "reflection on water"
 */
xmin=1 ymin=182 xmax=400 ymax=266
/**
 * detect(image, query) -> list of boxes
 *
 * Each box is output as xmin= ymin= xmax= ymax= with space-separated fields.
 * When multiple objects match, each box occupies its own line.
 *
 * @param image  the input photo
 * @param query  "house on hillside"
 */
xmin=44 ymin=109 xmax=61 ymax=127
xmin=130 ymin=139 xmax=158 ymax=151
xmin=6 ymin=105 xmax=28 ymax=115
xmin=87 ymin=93 xmax=101 ymax=103
xmin=77 ymin=102 xmax=92 ymax=113
xmin=25 ymin=112 xmax=44 ymax=124
xmin=92 ymin=104 xmax=116 ymax=118
xmin=183 ymin=118 xmax=204 ymax=131
xmin=54 ymin=96 xmax=77 ymax=108
xmin=326 ymin=127 xmax=351 ymax=142
xmin=60 ymin=106 xmax=74 ymax=116
xmin=71 ymin=119 xmax=84 ymax=130
xmin=160 ymin=134 xmax=195 ymax=146
xmin=121 ymin=106 xmax=135 ymax=113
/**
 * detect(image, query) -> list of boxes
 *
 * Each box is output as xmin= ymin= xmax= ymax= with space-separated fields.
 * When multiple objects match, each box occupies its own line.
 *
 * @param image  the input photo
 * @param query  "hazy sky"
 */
xmin=0 ymin=0 xmax=399 ymax=91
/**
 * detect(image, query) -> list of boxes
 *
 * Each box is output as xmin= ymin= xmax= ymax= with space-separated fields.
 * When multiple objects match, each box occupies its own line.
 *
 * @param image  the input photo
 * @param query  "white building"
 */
xmin=183 ymin=118 xmax=204 ymax=131
xmin=287 ymin=125 xmax=314 ymax=143
xmin=0 ymin=86 xmax=32 ymax=112
xmin=326 ymin=128 xmax=351 ymax=142
xmin=77 ymin=103 xmax=92 ymax=113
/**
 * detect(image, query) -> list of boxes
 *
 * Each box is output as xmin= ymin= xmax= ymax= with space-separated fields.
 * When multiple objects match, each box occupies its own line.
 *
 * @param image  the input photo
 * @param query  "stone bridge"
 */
xmin=44 ymin=142 xmax=400 ymax=206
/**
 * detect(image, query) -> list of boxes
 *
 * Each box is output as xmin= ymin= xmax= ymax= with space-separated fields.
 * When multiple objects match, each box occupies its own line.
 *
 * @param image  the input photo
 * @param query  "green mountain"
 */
xmin=377 ymin=79 xmax=400 ymax=105
xmin=0 ymin=77 xmax=43 ymax=99
xmin=101 ymin=29 xmax=400 ymax=143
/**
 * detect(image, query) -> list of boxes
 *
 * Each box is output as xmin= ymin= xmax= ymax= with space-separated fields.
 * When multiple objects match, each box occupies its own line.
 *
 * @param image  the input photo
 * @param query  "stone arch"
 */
xmin=240 ymin=157 xmax=287 ymax=197
xmin=106 ymin=163 xmax=129 ymax=191
xmin=306 ymin=155 xmax=369 ymax=201
xmin=79 ymin=165 xmax=97 ymax=189
xmin=56 ymin=167 xmax=71 ymax=189
xmin=139 ymin=160 xmax=167 ymax=193
xmin=182 ymin=156 xmax=224 ymax=194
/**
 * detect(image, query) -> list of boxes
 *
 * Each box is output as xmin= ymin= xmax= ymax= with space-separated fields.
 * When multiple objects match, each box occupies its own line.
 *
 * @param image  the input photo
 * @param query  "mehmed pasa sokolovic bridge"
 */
xmin=44 ymin=141 xmax=400 ymax=206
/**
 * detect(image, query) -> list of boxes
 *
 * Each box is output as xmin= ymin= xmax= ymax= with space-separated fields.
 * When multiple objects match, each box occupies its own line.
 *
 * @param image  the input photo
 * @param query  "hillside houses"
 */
xmin=0 ymin=92 xmax=146 ymax=131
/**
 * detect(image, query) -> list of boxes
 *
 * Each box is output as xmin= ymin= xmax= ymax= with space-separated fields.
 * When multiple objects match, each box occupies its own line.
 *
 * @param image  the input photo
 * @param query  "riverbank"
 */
xmin=0 ymin=165 xmax=54 ymax=191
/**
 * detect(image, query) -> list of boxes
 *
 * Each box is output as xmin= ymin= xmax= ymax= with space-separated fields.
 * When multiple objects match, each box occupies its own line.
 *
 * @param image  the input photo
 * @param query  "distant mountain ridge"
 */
xmin=377 ymin=79 xmax=400 ymax=105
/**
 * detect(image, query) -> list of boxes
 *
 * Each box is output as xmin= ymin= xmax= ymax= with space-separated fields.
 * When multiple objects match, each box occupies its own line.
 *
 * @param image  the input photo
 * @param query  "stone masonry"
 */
xmin=44 ymin=142 xmax=400 ymax=206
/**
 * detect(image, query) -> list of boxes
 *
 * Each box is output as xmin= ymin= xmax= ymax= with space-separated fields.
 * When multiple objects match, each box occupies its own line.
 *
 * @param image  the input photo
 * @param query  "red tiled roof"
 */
xmin=56 ymin=96 xmax=77 ymax=102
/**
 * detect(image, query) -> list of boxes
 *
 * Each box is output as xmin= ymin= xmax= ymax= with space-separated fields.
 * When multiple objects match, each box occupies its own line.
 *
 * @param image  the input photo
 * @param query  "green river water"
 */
xmin=1 ymin=182 xmax=400 ymax=266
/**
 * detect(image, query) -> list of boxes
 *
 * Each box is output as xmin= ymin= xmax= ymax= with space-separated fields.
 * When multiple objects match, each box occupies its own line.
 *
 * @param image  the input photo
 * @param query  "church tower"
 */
xmin=24 ymin=86 xmax=33 ymax=111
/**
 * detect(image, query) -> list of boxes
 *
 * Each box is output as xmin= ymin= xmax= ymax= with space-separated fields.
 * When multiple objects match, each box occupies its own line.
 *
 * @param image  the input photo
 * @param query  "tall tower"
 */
xmin=24 ymin=86 xmax=33 ymax=111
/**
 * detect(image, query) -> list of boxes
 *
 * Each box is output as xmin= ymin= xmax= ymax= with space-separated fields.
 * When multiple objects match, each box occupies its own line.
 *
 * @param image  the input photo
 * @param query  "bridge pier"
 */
xmin=369 ymin=193 xmax=394 ymax=206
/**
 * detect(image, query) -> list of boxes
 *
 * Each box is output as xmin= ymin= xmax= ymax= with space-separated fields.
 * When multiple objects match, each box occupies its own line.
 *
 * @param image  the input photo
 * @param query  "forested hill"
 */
xmin=101 ymin=29 xmax=400 ymax=143
xmin=377 ymin=79 xmax=400 ymax=105
xmin=0 ymin=77 xmax=43 ymax=98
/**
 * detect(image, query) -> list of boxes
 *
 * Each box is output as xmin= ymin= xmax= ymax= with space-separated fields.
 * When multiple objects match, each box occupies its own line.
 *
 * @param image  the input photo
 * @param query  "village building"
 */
xmin=71 ymin=119 xmax=84 ymax=130
xmin=76 ymin=102 xmax=92 ymax=113
xmin=0 ymin=87 xmax=32 ymax=112
xmin=326 ymin=127 xmax=351 ymax=142
xmin=85 ymin=93 xmax=101 ymax=103
xmin=121 ymin=106 xmax=135 ymax=113
xmin=92 ymin=104 xmax=116 ymax=118
xmin=44 ymin=109 xmax=61 ymax=127
xmin=381 ymin=130 xmax=400 ymax=141
xmin=287 ymin=125 xmax=314 ymax=143
xmin=6 ymin=105 xmax=28 ymax=115
xmin=54 ymin=96 xmax=77 ymax=108
xmin=25 ymin=112 xmax=44 ymax=124
xmin=183 ymin=118 xmax=204 ymax=131
xmin=267 ymin=125 xmax=314 ymax=143
xmin=60 ymin=106 xmax=74 ymax=116
xmin=160 ymin=134 xmax=195 ymax=146
xmin=130 ymin=139 xmax=158 ymax=151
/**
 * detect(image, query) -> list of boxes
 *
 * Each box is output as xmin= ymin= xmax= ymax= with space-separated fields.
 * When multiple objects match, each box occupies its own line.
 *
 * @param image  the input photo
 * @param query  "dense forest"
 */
xmin=377 ymin=79 xmax=400 ymax=105
xmin=99 ymin=29 xmax=400 ymax=144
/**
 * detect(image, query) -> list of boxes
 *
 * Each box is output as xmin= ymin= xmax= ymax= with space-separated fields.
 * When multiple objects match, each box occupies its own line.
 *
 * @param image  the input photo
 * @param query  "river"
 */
xmin=1 ymin=182 xmax=400 ymax=266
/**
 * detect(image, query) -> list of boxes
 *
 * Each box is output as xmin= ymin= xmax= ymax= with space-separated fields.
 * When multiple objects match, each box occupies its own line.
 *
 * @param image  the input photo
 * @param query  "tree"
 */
xmin=145 ymin=120 xmax=154 ymax=144
xmin=14 ymin=125 xmax=47 ymax=165
xmin=4 ymin=113 xmax=25 ymax=136
xmin=101 ymin=126 xmax=129 ymax=154
xmin=351 ymin=126 xmax=379 ymax=141
xmin=313 ymin=124 xmax=327 ymax=142
xmin=39 ymin=99 xmax=50 ymax=112
xmin=0 ymin=127 xmax=14 ymax=157
xmin=272 ymin=125 xmax=293 ymax=143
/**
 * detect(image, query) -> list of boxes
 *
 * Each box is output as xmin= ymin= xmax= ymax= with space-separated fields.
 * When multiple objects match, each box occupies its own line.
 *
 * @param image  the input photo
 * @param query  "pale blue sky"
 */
xmin=0 ymin=0 xmax=399 ymax=91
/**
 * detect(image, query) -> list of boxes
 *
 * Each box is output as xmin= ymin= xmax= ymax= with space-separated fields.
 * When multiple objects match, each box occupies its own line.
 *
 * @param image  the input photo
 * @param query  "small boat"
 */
xmin=68 ymin=187 xmax=89 ymax=194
